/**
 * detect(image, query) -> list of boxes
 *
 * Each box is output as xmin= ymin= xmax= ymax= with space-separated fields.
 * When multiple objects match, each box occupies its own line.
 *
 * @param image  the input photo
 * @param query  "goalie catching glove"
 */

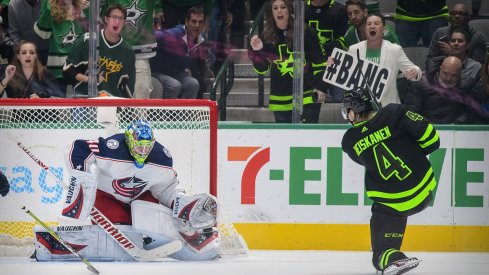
xmin=172 ymin=193 xmax=219 ymax=254
xmin=172 ymin=193 xmax=218 ymax=234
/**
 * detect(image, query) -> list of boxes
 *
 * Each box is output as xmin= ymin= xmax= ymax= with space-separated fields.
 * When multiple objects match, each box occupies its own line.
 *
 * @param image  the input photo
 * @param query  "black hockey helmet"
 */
xmin=341 ymin=87 xmax=373 ymax=119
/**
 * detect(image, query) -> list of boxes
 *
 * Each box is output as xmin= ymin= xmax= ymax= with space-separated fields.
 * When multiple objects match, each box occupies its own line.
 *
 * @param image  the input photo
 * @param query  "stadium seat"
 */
xmin=479 ymin=0 xmax=489 ymax=16
xmin=402 ymin=46 xmax=429 ymax=72
xmin=379 ymin=0 xmax=396 ymax=17
xmin=469 ymin=19 xmax=489 ymax=41
xmin=150 ymin=76 xmax=163 ymax=99
xmin=319 ymin=103 xmax=345 ymax=124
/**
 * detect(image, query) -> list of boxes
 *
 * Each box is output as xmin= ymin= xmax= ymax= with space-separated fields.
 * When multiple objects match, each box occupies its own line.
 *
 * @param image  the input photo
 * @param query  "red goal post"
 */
xmin=0 ymin=98 xmax=247 ymax=256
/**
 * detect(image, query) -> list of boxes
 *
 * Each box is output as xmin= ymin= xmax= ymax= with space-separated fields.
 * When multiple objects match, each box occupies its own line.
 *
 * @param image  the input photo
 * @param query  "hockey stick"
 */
xmin=356 ymin=49 xmax=382 ymax=110
xmin=6 ymin=195 xmax=100 ymax=274
xmin=17 ymin=142 xmax=183 ymax=261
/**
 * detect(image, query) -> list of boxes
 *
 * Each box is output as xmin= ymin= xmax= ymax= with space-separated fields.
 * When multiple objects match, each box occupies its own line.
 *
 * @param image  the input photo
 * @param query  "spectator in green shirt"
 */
xmin=344 ymin=0 xmax=398 ymax=49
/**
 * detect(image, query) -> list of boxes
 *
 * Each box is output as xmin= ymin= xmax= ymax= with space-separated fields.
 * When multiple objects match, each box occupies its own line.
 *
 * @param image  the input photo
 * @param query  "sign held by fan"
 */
xmin=323 ymin=48 xmax=391 ymax=102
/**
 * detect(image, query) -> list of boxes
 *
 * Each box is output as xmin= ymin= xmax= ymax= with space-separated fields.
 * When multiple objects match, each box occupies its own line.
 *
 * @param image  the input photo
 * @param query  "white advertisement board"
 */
xmin=218 ymin=127 xmax=489 ymax=226
xmin=2 ymin=123 xmax=488 ymax=250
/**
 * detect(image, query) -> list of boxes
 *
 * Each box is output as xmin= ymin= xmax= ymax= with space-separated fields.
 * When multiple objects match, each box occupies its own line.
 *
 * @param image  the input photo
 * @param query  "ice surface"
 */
xmin=1 ymin=250 xmax=488 ymax=275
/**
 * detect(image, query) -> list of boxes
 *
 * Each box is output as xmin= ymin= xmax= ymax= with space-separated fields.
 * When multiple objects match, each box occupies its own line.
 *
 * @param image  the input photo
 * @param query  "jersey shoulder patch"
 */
xmin=106 ymin=139 xmax=120 ymax=150
xmin=95 ymin=134 xmax=133 ymax=161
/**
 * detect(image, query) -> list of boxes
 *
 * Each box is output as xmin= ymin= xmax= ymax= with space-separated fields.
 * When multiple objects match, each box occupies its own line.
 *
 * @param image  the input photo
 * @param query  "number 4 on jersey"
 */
xmin=374 ymin=143 xmax=412 ymax=181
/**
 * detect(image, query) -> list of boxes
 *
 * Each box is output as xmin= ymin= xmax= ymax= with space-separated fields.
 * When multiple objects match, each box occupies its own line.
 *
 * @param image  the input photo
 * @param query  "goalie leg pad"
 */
xmin=132 ymin=200 xmax=180 ymax=239
xmin=62 ymin=170 xmax=97 ymax=221
xmin=140 ymin=230 xmax=219 ymax=261
xmin=34 ymin=224 xmax=142 ymax=262
xmin=171 ymin=227 xmax=220 ymax=261
xmin=132 ymin=200 xmax=219 ymax=261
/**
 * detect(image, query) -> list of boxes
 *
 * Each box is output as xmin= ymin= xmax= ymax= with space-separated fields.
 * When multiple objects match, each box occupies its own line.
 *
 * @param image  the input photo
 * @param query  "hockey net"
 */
xmin=0 ymin=98 xmax=247 ymax=257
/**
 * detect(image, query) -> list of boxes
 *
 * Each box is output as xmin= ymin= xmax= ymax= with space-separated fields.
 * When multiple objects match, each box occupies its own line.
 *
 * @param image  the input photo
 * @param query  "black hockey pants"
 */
xmin=370 ymin=193 xmax=433 ymax=271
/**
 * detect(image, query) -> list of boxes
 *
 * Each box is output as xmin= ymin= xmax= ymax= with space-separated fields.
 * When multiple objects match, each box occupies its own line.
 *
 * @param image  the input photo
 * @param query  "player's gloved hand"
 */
xmin=172 ymin=193 xmax=218 ymax=234
xmin=0 ymin=172 xmax=10 ymax=197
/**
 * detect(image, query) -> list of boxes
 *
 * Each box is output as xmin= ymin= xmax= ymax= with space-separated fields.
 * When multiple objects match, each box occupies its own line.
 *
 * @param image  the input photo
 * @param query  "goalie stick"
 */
xmin=17 ymin=142 xmax=183 ymax=261
xmin=7 ymin=195 xmax=100 ymax=274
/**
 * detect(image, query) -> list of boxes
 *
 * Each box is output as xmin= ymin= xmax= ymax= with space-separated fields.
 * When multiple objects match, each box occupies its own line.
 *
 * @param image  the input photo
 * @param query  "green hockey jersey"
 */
xmin=34 ymin=0 xmax=88 ymax=79
xmin=101 ymin=0 xmax=160 ymax=59
xmin=63 ymin=30 xmax=136 ymax=98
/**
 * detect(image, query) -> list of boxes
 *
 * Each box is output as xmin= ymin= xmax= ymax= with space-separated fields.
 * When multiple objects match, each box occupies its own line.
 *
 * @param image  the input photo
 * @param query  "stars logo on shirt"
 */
xmin=274 ymin=44 xmax=298 ymax=77
xmin=308 ymin=20 xmax=332 ymax=45
xmin=59 ymin=27 xmax=80 ymax=48
xmin=98 ymin=56 xmax=124 ymax=81
xmin=125 ymin=1 xmax=148 ymax=29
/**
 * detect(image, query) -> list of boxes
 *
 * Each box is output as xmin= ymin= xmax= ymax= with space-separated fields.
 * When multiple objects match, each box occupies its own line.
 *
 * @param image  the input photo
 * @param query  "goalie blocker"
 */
xmin=35 ymin=193 xmax=219 ymax=261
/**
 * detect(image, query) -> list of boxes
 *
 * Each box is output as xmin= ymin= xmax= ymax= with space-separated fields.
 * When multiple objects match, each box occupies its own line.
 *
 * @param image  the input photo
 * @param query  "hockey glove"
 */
xmin=0 ymin=172 xmax=10 ymax=197
xmin=172 ymin=193 xmax=218 ymax=234
xmin=62 ymin=169 xmax=97 ymax=221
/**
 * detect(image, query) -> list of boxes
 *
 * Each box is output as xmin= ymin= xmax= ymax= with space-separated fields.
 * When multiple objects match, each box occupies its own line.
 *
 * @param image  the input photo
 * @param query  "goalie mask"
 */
xmin=342 ymin=87 xmax=374 ymax=121
xmin=125 ymin=120 xmax=155 ymax=168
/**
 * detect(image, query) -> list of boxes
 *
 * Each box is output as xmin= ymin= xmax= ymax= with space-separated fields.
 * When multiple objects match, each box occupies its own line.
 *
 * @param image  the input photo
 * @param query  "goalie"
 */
xmin=34 ymin=119 xmax=219 ymax=262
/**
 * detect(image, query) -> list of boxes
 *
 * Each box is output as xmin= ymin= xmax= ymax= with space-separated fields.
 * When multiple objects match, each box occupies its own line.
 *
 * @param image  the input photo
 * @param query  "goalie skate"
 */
xmin=382 ymin=257 xmax=421 ymax=275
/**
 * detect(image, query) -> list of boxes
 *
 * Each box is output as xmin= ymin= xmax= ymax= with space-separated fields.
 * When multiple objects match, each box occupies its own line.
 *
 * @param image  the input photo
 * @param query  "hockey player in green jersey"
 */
xmin=341 ymin=87 xmax=440 ymax=275
xmin=63 ymin=4 xmax=135 ymax=98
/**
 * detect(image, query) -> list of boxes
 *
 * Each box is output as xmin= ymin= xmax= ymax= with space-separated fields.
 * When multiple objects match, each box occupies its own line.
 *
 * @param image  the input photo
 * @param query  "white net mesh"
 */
xmin=0 ymin=99 xmax=246 ymax=257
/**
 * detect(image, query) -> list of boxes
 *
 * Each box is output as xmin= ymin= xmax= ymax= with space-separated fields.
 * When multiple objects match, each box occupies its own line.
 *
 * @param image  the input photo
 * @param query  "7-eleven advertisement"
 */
xmin=218 ymin=125 xmax=489 ymax=251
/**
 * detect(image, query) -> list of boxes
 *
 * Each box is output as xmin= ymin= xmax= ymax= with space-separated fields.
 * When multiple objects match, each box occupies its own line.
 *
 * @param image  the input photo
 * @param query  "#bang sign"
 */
xmin=323 ymin=48 xmax=391 ymax=102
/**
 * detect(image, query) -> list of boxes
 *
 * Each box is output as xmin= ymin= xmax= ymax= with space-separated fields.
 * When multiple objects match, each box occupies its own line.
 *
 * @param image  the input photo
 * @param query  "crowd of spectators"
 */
xmin=249 ymin=0 xmax=488 ymax=124
xmin=0 ymin=0 xmax=212 ymax=100
xmin=0 ymin=0 xmax=487 ymax=124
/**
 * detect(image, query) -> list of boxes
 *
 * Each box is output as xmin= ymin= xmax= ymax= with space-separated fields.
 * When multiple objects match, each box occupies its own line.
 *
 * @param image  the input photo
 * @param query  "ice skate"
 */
xmin=382 ymin=257 xmax=421 ymax=275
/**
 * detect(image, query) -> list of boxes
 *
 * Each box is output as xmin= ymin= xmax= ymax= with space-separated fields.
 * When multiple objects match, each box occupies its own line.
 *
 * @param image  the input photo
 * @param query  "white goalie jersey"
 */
xmin=65 ymin=133 xmax=185 ymax=210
